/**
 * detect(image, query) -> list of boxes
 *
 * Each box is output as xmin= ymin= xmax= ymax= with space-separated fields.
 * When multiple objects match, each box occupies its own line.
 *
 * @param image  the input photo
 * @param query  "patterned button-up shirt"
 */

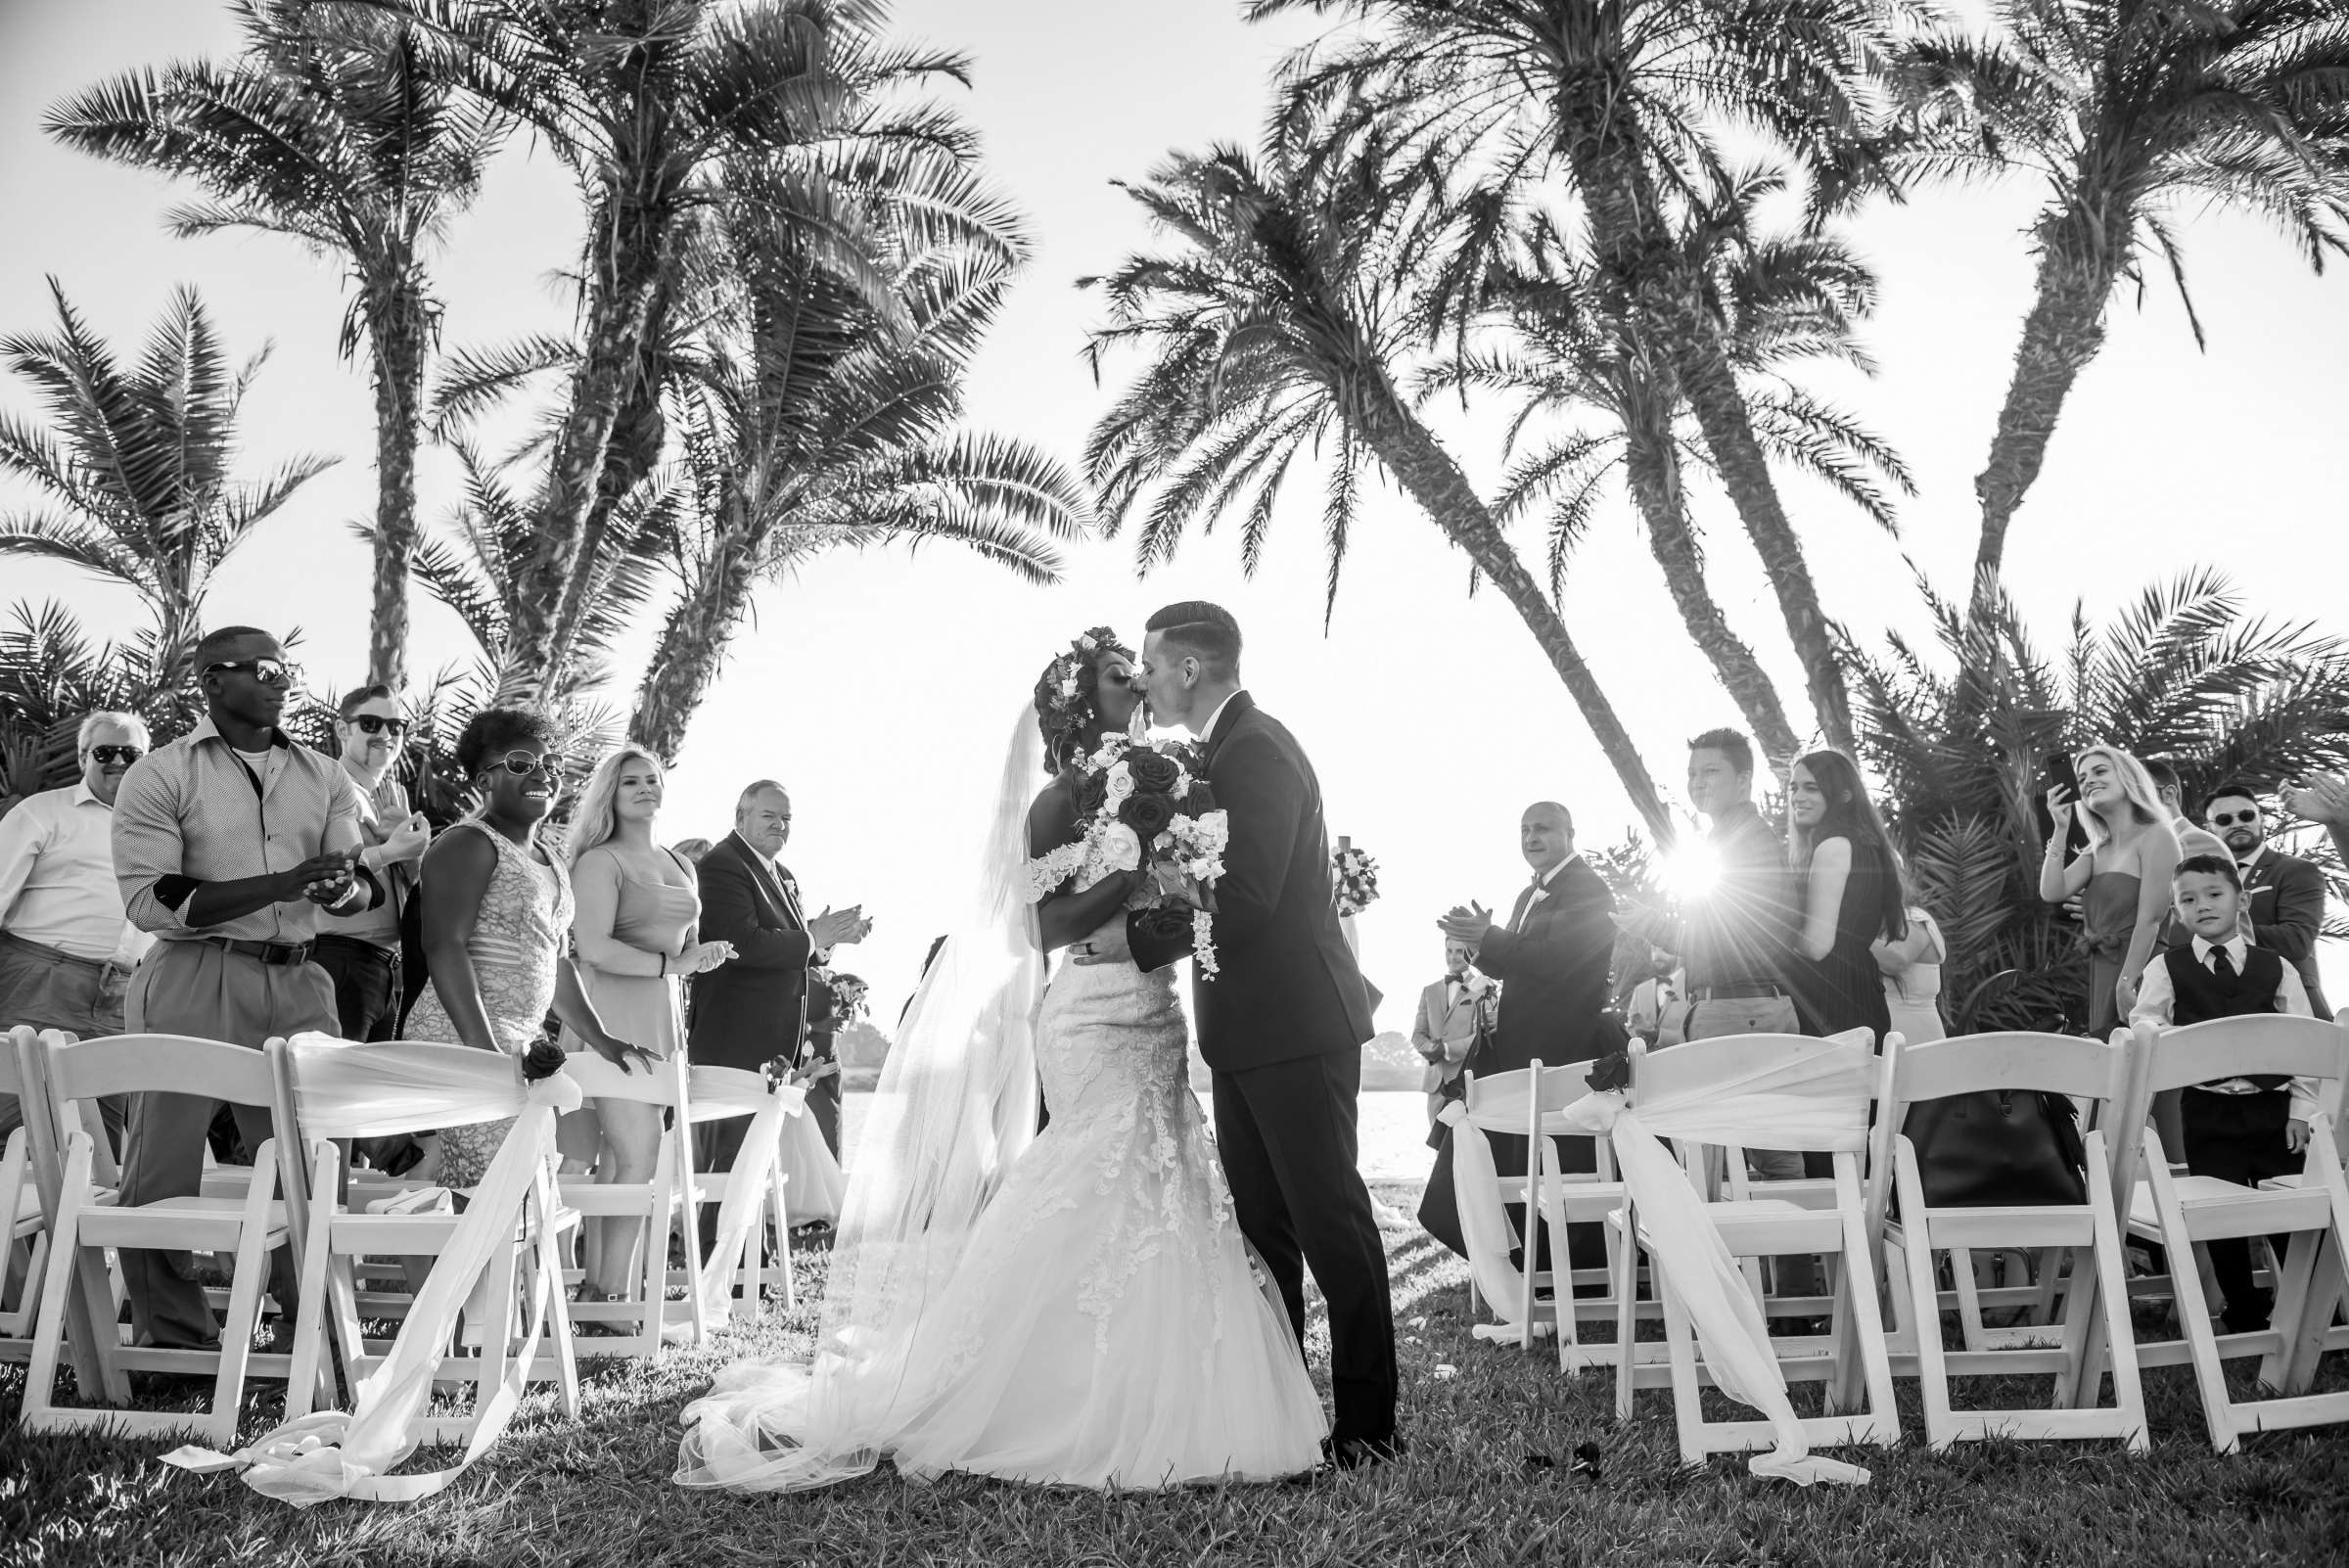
xmin=113 ymin=716 xmax=367 ymax=945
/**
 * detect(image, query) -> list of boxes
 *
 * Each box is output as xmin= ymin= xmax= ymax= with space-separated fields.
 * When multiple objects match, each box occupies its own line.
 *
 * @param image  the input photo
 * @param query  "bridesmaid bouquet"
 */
xmin=1064 ymin=730 xmax=1231 ymax=978
xmin=1332 ymin=845 xmax=1380 ymax=916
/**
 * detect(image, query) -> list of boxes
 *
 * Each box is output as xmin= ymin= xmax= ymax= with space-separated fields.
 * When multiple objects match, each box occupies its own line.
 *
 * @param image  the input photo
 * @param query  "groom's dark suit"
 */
xmin=1128 ymin=691 xmax=1397 ymax=1449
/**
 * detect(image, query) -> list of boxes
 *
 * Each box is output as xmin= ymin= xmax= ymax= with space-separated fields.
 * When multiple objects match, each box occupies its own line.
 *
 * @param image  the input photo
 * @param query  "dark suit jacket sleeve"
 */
xmin=2255 ymin=856 xmax=2326 ymax=966
xmin=697 ymin=850 xmax=812 ymax=971
xmin=1475 ymin=872 xmax=1615 ymax=981
xmin=1131 ymin=727 xmax=1304 ymax=973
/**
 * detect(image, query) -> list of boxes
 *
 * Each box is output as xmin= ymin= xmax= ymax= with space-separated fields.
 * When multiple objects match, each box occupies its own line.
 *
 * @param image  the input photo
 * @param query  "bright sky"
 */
xmin=4 ymin=0 xmax=2345 ymax=1017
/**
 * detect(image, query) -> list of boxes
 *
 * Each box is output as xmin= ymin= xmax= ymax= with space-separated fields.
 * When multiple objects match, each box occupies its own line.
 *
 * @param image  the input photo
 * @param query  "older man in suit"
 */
xmin=689 ymin=781 xmax=866 ymax=1246
xmin=2204 ymin=780 xmax=2332 ymax=1017
xmin=1418 ymin=801 xmax=1620 ymax=1266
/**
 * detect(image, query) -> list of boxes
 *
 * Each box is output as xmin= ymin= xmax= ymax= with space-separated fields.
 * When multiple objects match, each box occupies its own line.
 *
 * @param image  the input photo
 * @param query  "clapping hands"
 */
xmin=1436 ymin=902 xmax=1493 ymax=946
xmin=2283 ymin=773 xmax=2349 ymax=828
xmin=809 ymin=904 xmax=871 ymax=950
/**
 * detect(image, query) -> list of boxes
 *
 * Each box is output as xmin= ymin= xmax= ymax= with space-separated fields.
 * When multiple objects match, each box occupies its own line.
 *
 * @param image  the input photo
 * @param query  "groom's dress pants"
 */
xmin=1213 ymin=1048 xmax=1397 ymax=1446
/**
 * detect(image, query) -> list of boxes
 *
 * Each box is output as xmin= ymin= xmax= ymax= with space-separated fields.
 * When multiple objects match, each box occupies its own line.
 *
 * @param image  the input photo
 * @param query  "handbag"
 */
xmin=1900 ymin=1087 xmax=2089 ymax=1208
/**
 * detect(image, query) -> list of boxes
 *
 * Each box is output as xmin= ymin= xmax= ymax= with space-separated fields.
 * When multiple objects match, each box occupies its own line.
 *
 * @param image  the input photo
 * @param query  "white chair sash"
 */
xmin=1447 ymin=1044 xmax=1876 ymax=1486
xmin=164 ymin=1036 xmax=584 ymax=1504
xmin=684 ymin=1066 xmax=806 ymax=1317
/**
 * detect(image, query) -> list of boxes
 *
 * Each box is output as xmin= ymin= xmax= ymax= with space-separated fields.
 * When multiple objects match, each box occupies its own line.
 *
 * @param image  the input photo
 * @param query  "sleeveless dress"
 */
xmin=2081 ymin=866 xmax=2142 ymax=1038
xmin=405 ymin=820 xmax=574 ymax=1187
xmin=1882 ymin=908 xmax=1947 ymax=1045
xmin=1789 ymin=835 xmax=1895 ymax=1043
xmin=564 ymin=845 xmax=697 ymax=1060
xmin=676 ymin=867 xmax=1328 ymax=1489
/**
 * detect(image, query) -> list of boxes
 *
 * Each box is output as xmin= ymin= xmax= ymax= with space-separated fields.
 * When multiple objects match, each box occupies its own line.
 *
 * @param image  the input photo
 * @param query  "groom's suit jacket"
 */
xmin=1129 ymin=692 xmax=1375 ymax=1071
xmin=688 ymin=830 xmax=813 ymax=1074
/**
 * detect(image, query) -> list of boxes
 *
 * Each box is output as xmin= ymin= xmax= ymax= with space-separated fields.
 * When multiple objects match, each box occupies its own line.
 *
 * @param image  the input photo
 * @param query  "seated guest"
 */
xmin=2040 ymin=746 xmax=2180 ymax=1035
xmin=404 ymin=709 xmax=649 ymax=1187
xmin=1410 ymin=939 xmax=1494 ymax=1129
xmin=0 ymin=711 xmax=153 ymax=1156
xmin=1784 ymin=749 xmax=1904 ymax=1046
xmin=1421 ymin=801 xmax=1618 ymax=1266
xmin=2129 ymin=853 xmax=2321 ymax=1334
xmin=1874 ymin=904 xmax=1948 ymax=1045
xmin=2203 ymin=780 xmax=2332 ymax=1019
xmin=564 ymin=746 xmax=734 ymax=1306
xmin=314 ymin=684 xmax=430 ymax=1044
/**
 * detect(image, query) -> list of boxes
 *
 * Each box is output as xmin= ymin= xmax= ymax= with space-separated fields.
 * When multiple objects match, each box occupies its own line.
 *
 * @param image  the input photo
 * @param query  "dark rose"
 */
xmin=1125 ymin=750 xmax=1181 ymax=795
xmin=1076 ymin=770 xmax=1109 ymax=817
xmin=1585 ymin=1051 xmax=1631 ymax=1094
xmin=1133 ymin=904 xmax=1194 ymax=946
xmin=521 ymin=1038 xmax=568 ymax=1084
xmin=1184 ymin=782 xmax=1219 ymax=815
xmin=1120 ymin=792 xmax=1176 ymax=841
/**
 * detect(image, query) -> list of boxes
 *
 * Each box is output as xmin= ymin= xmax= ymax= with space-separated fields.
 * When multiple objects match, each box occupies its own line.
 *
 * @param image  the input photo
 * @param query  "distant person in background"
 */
xmin=313 ymin=684 xmax=429 ymax=1043
xmin=1783 ymin=750 xmax=1903 ymax=1047
xmin=0 ymin=710 xmax=153 ymax=1155
xmin=2202 ymin=781 xmax=2332 ymax=1019
xmin=1409 ymin=939 xmax=1491 ymax=1130
xmin=2041 ymin=746 xmax=2180 ymax=1036
xmin=670 ymin=837 xmax=714 ymax=865
xmin=2142 ymin=759 xmax=2231 ymax=864
xmin=1874 ymin=905 xmax=1947 ymax=1044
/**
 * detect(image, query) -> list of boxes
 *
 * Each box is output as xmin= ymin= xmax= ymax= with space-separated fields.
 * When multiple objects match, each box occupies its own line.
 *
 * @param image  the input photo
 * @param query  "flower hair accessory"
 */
xmin=1035 ymin=625 xmax=1127 ymax=773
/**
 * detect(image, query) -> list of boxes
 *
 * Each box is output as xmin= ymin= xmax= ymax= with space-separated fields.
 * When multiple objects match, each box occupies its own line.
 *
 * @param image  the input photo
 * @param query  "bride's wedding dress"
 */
xmin=676 ymin=716 xmax=1326 ymax=1493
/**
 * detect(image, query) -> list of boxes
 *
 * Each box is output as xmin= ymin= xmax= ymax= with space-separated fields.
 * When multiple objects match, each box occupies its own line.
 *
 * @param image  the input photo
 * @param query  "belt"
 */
xmin=0 ymin=929 xmax=136 ymax=979
xmin=201 ymin=935 xmax=316 ymax=967
xmin=312 ymin=932 xmax=401 ymax=964
xmin=2188 ymin=1080 xmax=2287 ymax=1097
xmin=1689 ymin=981 xmax=1786 ymax=1001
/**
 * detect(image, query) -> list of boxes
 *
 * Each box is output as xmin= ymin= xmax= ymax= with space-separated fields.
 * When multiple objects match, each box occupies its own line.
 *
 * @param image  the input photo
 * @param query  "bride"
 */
xmin=675 ymin=627 xmax=1327 ymax=1491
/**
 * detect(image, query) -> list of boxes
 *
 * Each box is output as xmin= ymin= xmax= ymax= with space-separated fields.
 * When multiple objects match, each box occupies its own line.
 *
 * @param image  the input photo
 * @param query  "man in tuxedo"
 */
xmin=2204 ymin=781 xmax=2332 ymax=1017
xmin=1418 ymin=802 xmax=1619 ymax=1265
xmin=688 ymin=781 xmax=866 ymax=1246
xmin=1411 ymin=939 xmax=1491 ymax=1129
xmin=1078 ymin=601 xmax=1397 ymax=1470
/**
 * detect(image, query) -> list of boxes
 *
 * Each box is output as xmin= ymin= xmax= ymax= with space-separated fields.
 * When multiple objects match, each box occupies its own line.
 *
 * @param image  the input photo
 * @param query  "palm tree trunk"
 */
xmin=545 ymin=307 xmax=670 ymax=688
xmin=1615 ymin=377 xmax=1802 ymax=766
xmin=1345 ymin=367 xmax=1674 ymax=842
xmin=363 ymin=277 xmax=429 ymax=689
xmin=631 ymin=498 xmax=760 ymax=763
xmin=1971 ymin=235 xmax=2112 ymax=606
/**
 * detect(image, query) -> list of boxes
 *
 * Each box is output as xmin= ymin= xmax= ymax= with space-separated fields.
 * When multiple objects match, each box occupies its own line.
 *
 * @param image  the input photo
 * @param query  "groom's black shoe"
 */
xmin=1287 ymin=1433 xmax=1404 ymax=1483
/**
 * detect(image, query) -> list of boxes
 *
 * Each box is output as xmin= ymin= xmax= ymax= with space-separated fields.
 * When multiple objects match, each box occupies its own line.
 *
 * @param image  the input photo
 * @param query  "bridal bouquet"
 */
xmin=812 ymin=968 xmax=869 ymax=1025
xmin=1333 ymin=845 xmax=1380 ymax=917
xmin=1043 ymin=730 xmax=1231 ymax=978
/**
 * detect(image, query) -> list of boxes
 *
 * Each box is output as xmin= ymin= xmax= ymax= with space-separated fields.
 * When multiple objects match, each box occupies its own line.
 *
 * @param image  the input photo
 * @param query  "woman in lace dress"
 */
xmin=406 ymin=709 xmax=653 ymax=1187
xmin=677 ymin=628 xmax=1326 ymax=1492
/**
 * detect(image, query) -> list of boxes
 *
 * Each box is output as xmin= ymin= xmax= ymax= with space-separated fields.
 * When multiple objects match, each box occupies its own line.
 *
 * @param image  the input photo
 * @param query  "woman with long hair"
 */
xmin=404 ymin=709 xmax=652 ymax=1187
xmin=2040 ymin=745 xmax=2182 ymax=1035
xmin=563 ymin=746 xmax=734 ymax=1309
xmin=1784 ymin=749 xmax=1906 ymax=1045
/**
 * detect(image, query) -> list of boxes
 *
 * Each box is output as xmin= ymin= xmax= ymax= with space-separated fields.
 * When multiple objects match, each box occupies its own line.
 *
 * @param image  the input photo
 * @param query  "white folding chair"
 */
xmin=1872 ymin=1030 xmax=2146 ymax=1451
xmin=1606 ymin=1030 xmax=1898 ymax=1469
xmin=679 ymin=1065 xmax=797 ymax=1320
xmin=2109 ymin=1013 xmax=2349 ymax=1452
xmin=266 ymin=1036 xmax=580 ymax=1440
xmin=3 ymin=1028 xmax=52 ymax=1361
xmin=6 ymin=1027 xmax=119 ymax=1393
xmin=22 ymin=1032 xmax=297 ymax=1445
xmin=559 ymin=1051 xmax=708 ymax=1356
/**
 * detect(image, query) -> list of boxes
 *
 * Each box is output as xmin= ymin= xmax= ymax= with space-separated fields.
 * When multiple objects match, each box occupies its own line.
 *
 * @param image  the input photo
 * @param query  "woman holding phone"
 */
xmin=2039 ymin=746 xmax=2181 ymax=1037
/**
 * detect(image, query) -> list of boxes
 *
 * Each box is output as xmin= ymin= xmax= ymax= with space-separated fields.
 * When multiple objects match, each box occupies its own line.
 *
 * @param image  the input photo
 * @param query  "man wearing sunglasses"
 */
xmin=313 ymin=684 xmax=431 ymax=1044
xmin=0 ymin=711 xmax=155 ymax=1157
xmin=108 ymin=625 xmax=381 ymax=1352
xmin=2203 ymin=781 xmax=2332 ymax=1018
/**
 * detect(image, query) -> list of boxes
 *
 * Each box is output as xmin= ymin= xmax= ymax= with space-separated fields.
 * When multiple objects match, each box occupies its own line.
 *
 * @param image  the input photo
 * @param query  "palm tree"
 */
xmin=1848 ymin=569 xmax=2349 ymax=1031
xmin=349 ymin=0 xmax=1023 ymax=700
xmin=1432 ymin=165 xmax=1911 ymax=766
xmin=0 ymin=279 xmax=338 ymax=683
xmin=1256 ymin=0 xmax=1894 ymax=755
xmin=1086 ymin=143 xmax=1674 ymax=841
xmin=1886 ymin=1 xmax=2349 ymax=600
xmin=48 ymin=0 xmax=505 ymax=689
xmin=0 ymin=600 xmax=207 ymax=813
xmin=631 ymin=230 xmax=1088 ymax=761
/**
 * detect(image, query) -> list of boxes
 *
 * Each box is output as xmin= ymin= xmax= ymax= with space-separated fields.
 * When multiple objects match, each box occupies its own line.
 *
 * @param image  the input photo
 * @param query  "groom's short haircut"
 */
xmin=1145 ymin=600 xmax=1242 ymax=679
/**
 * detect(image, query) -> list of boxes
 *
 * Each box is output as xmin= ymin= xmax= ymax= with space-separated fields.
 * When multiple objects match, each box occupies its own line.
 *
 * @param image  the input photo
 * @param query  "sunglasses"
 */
xmin=87 ymin=745 xmax=144 ymax=765
xmin=2209 ymin=808 xmax=2261 ymax=827
xmin=491 ymin=751 xmax=567 ymax=777
xmin=348 ymin=714 xmax=409 ymax=736
xmin=204 ymin=657 xmax=300 ymax=688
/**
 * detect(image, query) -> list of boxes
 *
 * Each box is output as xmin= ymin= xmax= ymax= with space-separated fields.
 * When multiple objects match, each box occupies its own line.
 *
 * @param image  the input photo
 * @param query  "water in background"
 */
xmin=839 ymin=1088 xmax=1433 ymax=1183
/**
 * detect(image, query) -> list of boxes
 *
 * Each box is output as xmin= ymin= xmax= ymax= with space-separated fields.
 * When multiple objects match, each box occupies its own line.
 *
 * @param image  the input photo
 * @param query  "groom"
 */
xmin=1078 ymin=601 xmax=1399 ymax=1468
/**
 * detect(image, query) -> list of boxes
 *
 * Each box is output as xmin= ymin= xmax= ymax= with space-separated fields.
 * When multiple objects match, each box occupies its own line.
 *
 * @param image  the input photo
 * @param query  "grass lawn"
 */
xmin=5 ymin=1180 xmax=2346 ymax=1568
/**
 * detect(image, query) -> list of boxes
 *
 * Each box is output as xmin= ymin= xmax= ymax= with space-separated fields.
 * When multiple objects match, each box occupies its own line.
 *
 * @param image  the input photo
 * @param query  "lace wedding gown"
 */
xmin=675 ymin=909 xmax=1328 ymax=1490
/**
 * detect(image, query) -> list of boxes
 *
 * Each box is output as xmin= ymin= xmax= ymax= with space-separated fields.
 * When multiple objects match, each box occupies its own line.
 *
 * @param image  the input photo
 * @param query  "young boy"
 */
xmin=2130 ymin=853 xmax=2320 ymax=1333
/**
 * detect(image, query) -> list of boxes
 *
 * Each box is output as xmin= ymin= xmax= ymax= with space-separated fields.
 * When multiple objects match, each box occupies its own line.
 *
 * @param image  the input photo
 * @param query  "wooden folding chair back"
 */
xmin=1 ymin=1030 xmax=50 ymax=1361
xmin=2112 ymin=1013 xmax=2349 ymax=1451
xmin=6 ymin=1026 xmax=114 ymax=1391
xmin=21 ymin=1031 xmax=294 ymax=1445
xmin=1454 ymin=1059 xmax=1614 ymax=1354
xmin=559 ymin=1051 xmax=708 ymax=1354
xmin=1873 ymin=1030 xmax=2146 ymax=1451
xmin=680 ymin=1065 xmax=797 ymax=1319
xmin=265 ymin=1037 xmax=581 ymax=1440
xmin=1607 ymin=1029 xmax=1898 ymax=1468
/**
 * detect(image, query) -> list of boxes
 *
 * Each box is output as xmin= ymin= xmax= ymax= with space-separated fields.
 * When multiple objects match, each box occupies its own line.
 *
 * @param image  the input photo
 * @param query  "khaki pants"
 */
xmin=0 ymin=932 xmax=133 ymax=1155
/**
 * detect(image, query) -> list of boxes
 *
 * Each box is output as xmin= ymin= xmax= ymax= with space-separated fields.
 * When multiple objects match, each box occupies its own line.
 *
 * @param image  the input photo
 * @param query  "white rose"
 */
xmin=1105 ymin=761 xmax=1134 ymax=804
xmin=1193 ymin=809 xmax=1229 ymax=853
xmin=1100 ymin=821 xmax=1142 ymax=872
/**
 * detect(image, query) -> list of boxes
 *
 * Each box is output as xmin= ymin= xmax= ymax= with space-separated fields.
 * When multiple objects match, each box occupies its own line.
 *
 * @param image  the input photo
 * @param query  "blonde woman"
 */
xmin=2040 ymin=746 xmax=2181 ymax=1036
xmin=563 ymin=747 xmax=734 ymax=1310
